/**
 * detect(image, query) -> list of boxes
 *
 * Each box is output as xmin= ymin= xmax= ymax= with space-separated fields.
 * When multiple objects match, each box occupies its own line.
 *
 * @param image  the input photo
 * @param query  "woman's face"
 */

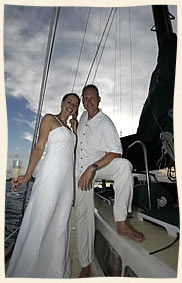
xmin=62 ymin=95 xmax=79 ymax=116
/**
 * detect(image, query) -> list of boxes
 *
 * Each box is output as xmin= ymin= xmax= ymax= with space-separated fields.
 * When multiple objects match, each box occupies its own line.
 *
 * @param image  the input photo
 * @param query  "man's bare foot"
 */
xmin=116 ymin=220 xmax=145 ymax=242
xmin=79 ymin=265 xmax=91 ymax=278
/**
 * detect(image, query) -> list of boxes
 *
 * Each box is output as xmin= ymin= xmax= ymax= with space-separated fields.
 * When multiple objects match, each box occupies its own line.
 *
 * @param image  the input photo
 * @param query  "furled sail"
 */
xmin=121 ymin=32 xmax=177 ymax=170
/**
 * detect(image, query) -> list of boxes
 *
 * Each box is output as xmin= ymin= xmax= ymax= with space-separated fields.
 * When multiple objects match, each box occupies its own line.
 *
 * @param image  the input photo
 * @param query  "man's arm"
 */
xmin=78 ymin=152 xmax=121 ymax=191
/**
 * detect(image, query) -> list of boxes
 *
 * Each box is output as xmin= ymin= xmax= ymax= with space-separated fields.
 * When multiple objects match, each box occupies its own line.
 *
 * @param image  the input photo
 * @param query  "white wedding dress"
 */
xmin=6 ymin=124 xmax=76 ymax=278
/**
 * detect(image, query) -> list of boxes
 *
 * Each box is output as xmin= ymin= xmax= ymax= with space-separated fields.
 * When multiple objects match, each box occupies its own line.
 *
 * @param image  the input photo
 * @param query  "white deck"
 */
xmin=93 ymin=195 xmax=179 ymax=277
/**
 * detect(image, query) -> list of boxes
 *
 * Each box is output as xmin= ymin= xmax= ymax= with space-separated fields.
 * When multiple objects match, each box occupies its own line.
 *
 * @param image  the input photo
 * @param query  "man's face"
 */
xmin=82 ymin=88 xmax=100 ymax=113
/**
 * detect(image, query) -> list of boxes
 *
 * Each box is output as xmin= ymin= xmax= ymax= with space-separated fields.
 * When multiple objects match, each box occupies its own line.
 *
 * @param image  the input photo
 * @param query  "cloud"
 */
xmin=22 ymin=132 xmax=33 ymax=142
xmin=4 ymin=5 xmax=177 ymax=137
xmin=13 ymin=116 xmax=35 ymax=130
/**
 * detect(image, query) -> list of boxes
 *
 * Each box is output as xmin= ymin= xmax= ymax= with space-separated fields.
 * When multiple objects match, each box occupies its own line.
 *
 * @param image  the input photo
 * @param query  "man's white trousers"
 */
xmin=75 ymin=158 xmax=133 ymax=267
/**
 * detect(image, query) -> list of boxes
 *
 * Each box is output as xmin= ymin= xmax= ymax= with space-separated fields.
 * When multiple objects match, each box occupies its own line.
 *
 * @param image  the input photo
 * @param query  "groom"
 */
xmin=75 ymin=84 xmax=144 ymax=277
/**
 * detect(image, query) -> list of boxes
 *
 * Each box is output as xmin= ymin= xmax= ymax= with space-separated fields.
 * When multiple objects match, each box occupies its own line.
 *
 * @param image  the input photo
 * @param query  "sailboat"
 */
xmin=4 ymin=5 xmax=179 ymax=278
xmin=93 ymin=5 xmax=179 ymax=278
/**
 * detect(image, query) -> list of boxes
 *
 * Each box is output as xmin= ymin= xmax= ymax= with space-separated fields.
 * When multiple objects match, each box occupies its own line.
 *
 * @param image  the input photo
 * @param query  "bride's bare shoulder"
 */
xmin=42 ymin=113 xmax=55 ymax=121
xmin=40 ymin=114 xmax=57 ymax=130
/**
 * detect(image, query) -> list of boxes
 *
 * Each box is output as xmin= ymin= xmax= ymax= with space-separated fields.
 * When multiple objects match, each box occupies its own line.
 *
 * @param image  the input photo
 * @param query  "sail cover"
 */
xmin=121 ymin=32 xmax=177 ymax=170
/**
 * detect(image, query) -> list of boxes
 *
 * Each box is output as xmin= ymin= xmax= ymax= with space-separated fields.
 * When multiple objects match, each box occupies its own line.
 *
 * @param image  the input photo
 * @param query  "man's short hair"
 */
xmin=82 ymin=84 xmax=99 ymax=97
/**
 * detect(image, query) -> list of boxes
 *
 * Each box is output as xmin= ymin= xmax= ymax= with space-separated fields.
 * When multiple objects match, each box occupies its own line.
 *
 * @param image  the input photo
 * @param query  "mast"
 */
xmin=151 ymin=5 xmax=175 ymax=46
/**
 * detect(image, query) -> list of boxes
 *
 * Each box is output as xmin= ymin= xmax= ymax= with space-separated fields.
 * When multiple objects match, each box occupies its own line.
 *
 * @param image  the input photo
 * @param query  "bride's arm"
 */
xmin=11 ymin=114 xmax=52 ymax=191
xmin=70 ymin=111 xmax=79 ymax=134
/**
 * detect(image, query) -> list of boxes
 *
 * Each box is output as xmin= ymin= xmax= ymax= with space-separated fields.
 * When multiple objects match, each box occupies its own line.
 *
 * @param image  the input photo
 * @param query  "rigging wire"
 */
xmin=6 ymin=11 xmax=61 ymax=263
xmin=32 ymin=7 xmax=60 ymax=149
xmin=5 ymin=227 xmax=20 ymax=243
xmin=113 ymin=10 xmax=117 ymax=118
xmin=148 ymin=91 xmax=175 ymax=174
xmin=5 ymin=8 xmax=61 ymax=246
xmin=119 ymin=8 xmax=122 ymax=127
xmin=84 ymin=8 xmax=116 ymax=86
xmin=5 ymin=7 xmax=61 ymax=245
xmin=94 ymin=8 xmax=103 ymax=77
xmin=92 ymin=8 xmax=117 ymax=83
xmin=72 ymin=8 xmax=91 ymax=92
xmin=20 ymin=7 xmax=60 ymax=223
xmin=128 ymin=7 xmax=134 ymax=129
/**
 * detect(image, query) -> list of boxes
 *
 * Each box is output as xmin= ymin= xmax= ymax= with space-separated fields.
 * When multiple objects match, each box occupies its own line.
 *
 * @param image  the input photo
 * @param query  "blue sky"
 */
xmin=3 ymin=4 xmax=177 ymax=178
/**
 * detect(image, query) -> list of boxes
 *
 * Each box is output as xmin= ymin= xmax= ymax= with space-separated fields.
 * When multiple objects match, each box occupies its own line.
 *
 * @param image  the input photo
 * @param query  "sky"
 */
xmin=3 ymin=3 xmax=177 ymax=178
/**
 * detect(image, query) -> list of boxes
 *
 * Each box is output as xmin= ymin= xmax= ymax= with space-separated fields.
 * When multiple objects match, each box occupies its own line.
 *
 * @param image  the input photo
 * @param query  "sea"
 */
xmin=5 ymin=180 xmax=33 ymax=251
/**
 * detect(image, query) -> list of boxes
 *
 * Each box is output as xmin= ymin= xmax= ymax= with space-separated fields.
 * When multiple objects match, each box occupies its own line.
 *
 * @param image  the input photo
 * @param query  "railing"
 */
xmin=126 ymin=140 xmax=152 ymax=210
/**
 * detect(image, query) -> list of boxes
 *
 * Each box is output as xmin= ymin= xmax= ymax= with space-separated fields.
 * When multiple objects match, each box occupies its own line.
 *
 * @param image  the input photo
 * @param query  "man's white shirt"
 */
xmin=76 ymin=109 xmax=122 ymax=175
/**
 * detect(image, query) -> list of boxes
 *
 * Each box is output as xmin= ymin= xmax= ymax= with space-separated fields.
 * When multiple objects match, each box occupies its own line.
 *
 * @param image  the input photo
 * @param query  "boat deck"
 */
xmin=94 ymin=195 xmax=179 ymax=274
xmin=5 ymin=191 xmax=179 ymax=278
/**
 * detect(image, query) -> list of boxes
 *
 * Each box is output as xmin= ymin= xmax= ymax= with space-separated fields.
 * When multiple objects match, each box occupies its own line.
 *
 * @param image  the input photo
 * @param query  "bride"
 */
xmin=6 ymin=93 xmax=80 ymax=278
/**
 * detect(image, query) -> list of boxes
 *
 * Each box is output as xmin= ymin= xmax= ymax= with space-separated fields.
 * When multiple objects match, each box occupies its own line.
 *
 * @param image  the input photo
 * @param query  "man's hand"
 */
xmin=78 ymin=165 xmax=96 ymax=191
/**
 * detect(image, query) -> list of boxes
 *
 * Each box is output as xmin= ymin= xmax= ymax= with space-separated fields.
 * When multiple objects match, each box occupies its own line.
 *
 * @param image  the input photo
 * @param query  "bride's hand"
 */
xmin=11 ymin=174 xmax=31 ymax=191
xmin=70 ymin=118 xmax=78 ymax=134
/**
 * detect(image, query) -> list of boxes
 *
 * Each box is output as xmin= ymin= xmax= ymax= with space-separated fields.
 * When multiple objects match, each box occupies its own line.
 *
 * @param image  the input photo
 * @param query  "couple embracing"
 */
xmin=6 ymin=84 xmax=144 ymax=278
